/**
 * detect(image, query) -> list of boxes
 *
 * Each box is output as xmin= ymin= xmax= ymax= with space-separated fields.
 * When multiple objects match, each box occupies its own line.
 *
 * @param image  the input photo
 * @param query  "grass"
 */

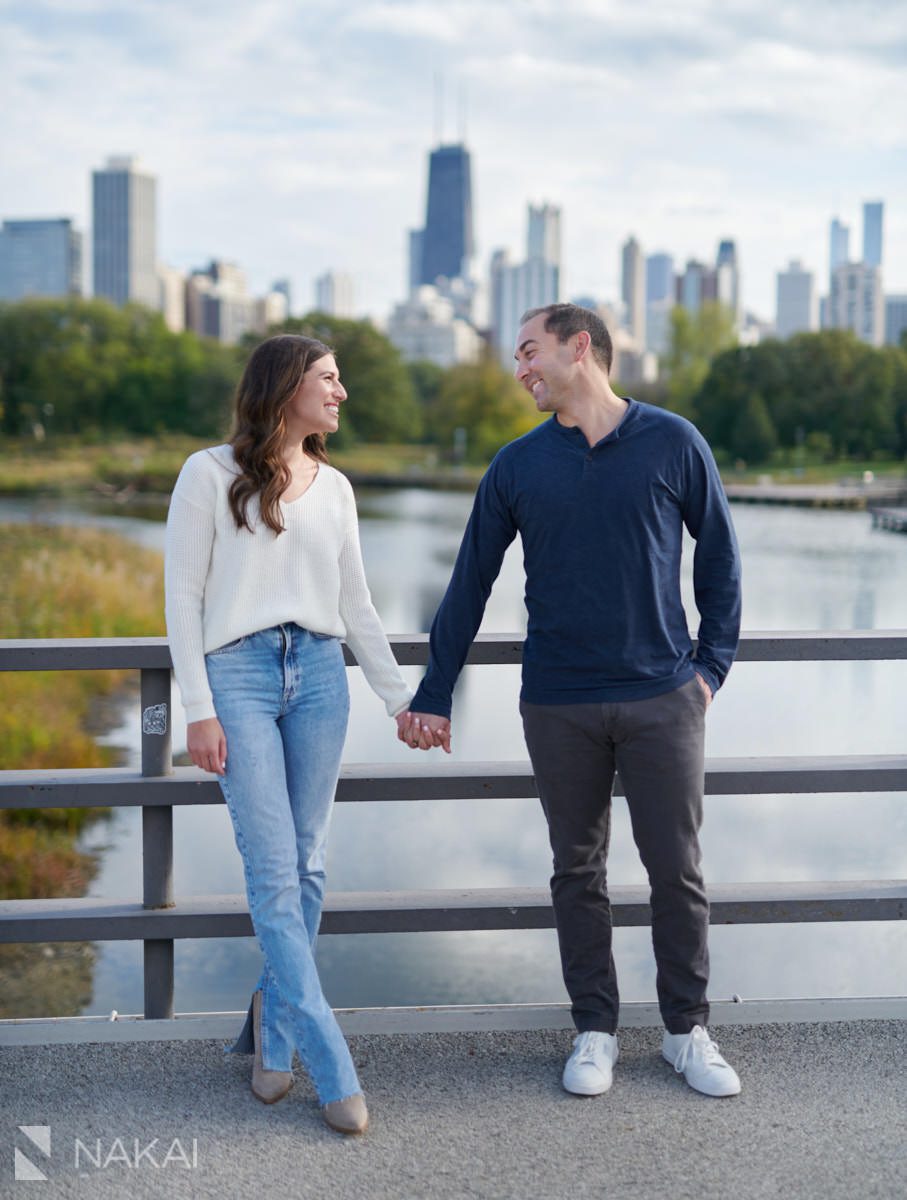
xmin=3 ymin=434 xmax=905 ymax=497
xmin=0 ymin=522 xmax=165 ymax=899
xmin=0 ymin=435 xmax=211 ymax=496
xmin=721 ymin=457 xmax=907 ymax=485
xmin=0 ymin=435 xmax=483 ymax=495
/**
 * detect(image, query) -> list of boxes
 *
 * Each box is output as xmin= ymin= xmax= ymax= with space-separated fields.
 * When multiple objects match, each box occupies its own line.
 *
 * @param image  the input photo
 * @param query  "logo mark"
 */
xmin=15 ymin=1126 xmax=51 ymax=1181
xmin=142 ymin=703 xmax=168 ymax=735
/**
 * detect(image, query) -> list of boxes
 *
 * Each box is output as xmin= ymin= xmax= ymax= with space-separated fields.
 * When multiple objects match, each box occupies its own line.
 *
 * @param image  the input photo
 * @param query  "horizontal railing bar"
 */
xmin=1 ymin=881 xmax=905 ymax=943
xmin=1 ymin=630 xmax=906 ymax=671
xmin=3 ymin=755 xmax=907 ymax=810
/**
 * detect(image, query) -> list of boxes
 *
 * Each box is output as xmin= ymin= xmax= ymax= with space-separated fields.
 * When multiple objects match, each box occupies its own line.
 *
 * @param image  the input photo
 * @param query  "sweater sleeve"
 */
xmin=164 ymin=456 xmax=218 ymax=723
xmin=410 ymin=458 xmax=518 ymax=719
xmin=682 ymin=432 xmax=742 ymax=694
xmin=337 ymin=517 xmax=413 ymax=718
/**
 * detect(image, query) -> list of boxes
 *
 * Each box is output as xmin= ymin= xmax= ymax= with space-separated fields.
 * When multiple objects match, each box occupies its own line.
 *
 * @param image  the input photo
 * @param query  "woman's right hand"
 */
xmin=187 ymin=717 xmax=227 ymax=776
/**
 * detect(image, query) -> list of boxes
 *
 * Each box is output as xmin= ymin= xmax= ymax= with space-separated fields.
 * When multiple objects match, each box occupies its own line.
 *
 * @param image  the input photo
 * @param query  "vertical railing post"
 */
xmin=140 ymin=665 xmax=174 ymax=1020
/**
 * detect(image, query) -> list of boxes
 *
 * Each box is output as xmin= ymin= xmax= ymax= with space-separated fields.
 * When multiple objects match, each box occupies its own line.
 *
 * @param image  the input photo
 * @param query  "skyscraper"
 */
xmin=676 ymin=260 xmax=717 ymax=314
xmin=621 ymin=236 xmax=645 ymax=343
xmin=715 ymin=239 xmax=741 ymax=324
xmin=419 ymin=144 xmax=474 ymax=287
xmin=829 ymin=217 xmax=850 ymax=276
xmin=862 ymin=201 xmax=883 ymax=269
xmin=885 ymin=295 xmax=907 ymax=347
xmin=315 ymin=271 xmax=354 ymax=318
xmin=645 ymin=252 xmax=674 ymax=358
xmin=830 ymin=262 xmax=883 ymax=346
xmin=528 ymin=203 xmax=561 ymax=271
xmin=0 ymin=218 xmax=82 ymax=300
xmin=92 ymin=156 xmax=158 ymax=308
xmin=775 ymin=260 xmax=816 ymax=339
xmin=646 ymin=253 xmax=674 ymax=305
xmin=489 ymin=203 xmax=561 ymax=368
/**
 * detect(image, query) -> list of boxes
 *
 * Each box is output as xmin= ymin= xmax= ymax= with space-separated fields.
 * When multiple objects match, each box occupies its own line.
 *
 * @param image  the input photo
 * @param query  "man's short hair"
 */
xmin=520 ymin=303 xmax=613 ymax=373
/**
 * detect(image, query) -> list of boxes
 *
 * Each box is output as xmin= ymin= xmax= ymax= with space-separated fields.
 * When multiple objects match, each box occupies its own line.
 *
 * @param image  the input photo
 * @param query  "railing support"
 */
xmin=140 ymin=667 xmax=174 ymax=1019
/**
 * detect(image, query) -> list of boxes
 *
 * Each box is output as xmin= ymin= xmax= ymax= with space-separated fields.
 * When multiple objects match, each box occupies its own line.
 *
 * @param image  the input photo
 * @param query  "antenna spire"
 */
xmin=434 ymin=72 xmax=444 ymax=145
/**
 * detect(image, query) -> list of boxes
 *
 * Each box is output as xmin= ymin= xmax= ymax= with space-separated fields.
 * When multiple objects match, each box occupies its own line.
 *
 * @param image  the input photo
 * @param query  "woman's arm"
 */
xmin=164 ymin=456 xmax=219 ymax=724
xmin=337 ymin=520 xmax=413 ymax=718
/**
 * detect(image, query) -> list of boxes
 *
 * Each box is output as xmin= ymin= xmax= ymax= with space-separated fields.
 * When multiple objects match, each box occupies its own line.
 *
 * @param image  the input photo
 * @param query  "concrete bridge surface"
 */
xmin=1 ymin=1020 xmax=904 ymax=1199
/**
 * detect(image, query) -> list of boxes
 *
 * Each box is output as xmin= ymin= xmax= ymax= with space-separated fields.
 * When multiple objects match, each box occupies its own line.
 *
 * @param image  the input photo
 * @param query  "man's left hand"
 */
xmin=694 ymin=673 xmax=713 ymax=710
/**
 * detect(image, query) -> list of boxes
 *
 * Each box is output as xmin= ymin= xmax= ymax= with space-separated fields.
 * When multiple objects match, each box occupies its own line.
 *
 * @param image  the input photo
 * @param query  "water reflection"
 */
xmin=3 ymin=494 xmax=906 ymax=1015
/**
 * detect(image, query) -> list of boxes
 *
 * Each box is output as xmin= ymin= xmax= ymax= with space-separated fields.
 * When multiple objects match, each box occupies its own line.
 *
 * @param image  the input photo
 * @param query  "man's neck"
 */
xmin=554 ymin=383 xmax=629 ymax=447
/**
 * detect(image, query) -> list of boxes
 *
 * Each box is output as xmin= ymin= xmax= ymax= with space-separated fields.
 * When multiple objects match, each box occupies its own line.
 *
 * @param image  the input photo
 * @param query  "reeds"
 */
xmin=0 ymin=522 xmax=165 ymax=898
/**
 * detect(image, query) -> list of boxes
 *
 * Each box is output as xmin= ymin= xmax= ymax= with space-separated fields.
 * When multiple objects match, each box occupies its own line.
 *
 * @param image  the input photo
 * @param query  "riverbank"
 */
xmin=0 ymin=437 xmax=485 ymax=496
xmin=0 ymin=522 xmax=167 ymax=1014
xmin=2 ymin=436 xmax=903 ymax=499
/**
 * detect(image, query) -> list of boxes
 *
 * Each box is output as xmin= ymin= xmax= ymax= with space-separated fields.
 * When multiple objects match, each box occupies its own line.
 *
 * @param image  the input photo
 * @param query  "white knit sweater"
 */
xmin=164 ymin=445 xmax=412 ymax=723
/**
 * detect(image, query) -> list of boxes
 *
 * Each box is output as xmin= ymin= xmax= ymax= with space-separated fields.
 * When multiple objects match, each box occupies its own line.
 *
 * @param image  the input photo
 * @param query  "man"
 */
xmin=400 ymin=303 xmax=742 ymax=1099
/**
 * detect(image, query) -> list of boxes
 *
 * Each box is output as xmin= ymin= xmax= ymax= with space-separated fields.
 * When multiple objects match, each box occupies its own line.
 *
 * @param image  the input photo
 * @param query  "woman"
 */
xmin=164 ymin=334 xmax=412 ymax=1136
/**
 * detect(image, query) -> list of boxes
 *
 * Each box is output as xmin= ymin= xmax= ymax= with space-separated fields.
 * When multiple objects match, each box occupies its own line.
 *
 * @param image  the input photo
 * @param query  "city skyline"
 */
xmin=2 ymin=1 xmax=905 ymax=322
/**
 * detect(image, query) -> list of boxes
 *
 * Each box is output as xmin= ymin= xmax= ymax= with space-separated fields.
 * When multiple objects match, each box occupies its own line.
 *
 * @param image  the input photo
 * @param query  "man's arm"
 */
xmin=682 ymin=433 xmax=742 ymax=695
xmin=405 ymin=457 xmax=518 ymax=742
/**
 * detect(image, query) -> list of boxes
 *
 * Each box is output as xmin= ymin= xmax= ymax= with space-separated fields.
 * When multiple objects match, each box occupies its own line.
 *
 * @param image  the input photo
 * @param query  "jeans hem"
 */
xmin=321 ymin=1089 xmax=364 ymax=1107
xmin=573 ymin=1020 xmax=619 ymax=1035
xmin=663 ymin=1011 xmax=710 ymax=1035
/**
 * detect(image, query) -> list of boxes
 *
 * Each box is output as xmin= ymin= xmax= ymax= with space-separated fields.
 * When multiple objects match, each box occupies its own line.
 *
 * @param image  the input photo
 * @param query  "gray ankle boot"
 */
xmin=323 ymin=1093 xmax=369 ymax=1136
xmin=251 ymin=990 xmax=293 ymax=1104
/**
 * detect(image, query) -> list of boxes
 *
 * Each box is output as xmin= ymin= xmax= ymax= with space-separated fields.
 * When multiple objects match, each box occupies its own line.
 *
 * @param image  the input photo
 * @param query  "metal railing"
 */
xmin=2 ymin=632 xmax=906 ymax=1021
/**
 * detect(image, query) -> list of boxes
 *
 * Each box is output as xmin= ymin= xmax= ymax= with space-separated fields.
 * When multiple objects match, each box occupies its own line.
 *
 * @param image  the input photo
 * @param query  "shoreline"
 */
xmin=3 ymin=472 xmax=907 ymax=508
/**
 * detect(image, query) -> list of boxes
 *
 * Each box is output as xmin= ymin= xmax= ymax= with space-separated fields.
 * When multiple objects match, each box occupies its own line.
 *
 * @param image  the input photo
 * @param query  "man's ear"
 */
xmin=573 ymin=330 xmax=592 ymax=361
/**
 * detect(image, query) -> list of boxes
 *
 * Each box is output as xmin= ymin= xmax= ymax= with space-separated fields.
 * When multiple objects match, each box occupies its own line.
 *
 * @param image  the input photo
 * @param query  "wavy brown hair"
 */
xmin=228 ymin=334 xmax=333 ymax=535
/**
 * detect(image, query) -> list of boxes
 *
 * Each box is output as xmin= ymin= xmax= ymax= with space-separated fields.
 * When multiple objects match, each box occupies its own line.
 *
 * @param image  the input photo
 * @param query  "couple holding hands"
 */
xmin=164 ymin=304 xmax=742 ymax=1137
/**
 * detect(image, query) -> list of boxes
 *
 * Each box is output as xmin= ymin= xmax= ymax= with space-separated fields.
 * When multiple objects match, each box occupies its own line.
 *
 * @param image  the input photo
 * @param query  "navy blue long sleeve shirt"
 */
xmin=411 ymin=401 xmax=742 ymax=719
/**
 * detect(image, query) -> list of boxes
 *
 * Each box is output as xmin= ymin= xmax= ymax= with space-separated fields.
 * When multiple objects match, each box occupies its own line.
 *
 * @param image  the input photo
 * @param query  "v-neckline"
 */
xmin=281 ymin=463 xmax=321 ymax=507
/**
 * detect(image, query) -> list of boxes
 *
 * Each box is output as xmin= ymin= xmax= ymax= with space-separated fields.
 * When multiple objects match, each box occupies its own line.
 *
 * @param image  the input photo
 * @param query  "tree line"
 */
xmin=0 ymin=298 xmax=537 ymax=463
xmin=2 ymin=297 xmax=906 ymax=467
xmin=637 ymin=303 xmax=907 ymax=465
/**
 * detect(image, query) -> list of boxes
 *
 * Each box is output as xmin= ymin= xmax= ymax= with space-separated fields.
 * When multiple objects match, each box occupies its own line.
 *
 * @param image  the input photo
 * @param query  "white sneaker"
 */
xmin=662 ymin=1025 xmax=741 ymax=1097
xmin=562 ymin=1031 xmax=619 ymax=1096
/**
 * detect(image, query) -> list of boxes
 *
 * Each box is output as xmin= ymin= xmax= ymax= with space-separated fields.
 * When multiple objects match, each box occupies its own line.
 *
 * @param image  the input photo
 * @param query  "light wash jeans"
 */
xmin=205 ymin=623 xmax=360 ymax=1104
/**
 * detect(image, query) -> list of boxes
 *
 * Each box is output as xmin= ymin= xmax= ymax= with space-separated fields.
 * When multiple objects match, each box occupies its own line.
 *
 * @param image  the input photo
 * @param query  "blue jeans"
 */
xmin=205 ymin=623 xmax=360 ymax=1104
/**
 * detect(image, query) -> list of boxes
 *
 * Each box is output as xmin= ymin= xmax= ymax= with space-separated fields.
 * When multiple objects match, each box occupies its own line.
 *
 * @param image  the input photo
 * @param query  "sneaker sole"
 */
xmin=562 ymin=1079 xmax=613 ymax=1096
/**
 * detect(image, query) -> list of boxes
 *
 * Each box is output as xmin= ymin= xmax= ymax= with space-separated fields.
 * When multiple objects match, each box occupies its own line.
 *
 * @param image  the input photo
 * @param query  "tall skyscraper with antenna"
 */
xmin=418 ymin=143 xmax=474 ymax=287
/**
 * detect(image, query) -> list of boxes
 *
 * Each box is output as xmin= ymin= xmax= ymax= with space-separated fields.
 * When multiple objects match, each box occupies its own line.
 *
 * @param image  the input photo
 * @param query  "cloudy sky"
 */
xmin=2 ymin=0 xmax=905 ymax=324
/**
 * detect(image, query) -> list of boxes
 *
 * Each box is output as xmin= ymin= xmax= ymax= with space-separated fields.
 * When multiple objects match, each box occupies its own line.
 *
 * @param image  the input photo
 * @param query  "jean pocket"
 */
xmin=207 ymin=636 xmax=247 ymax=657
xmin=310 ymin=630 xmax=336 ymax=641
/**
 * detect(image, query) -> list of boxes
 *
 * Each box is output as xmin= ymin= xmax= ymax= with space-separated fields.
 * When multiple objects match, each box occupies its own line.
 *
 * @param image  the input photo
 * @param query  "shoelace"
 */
xmin=673 ymin=1026 xmax=722 ymax=1075
xmin=572 ymin=1031 xmax=606 ymax=1064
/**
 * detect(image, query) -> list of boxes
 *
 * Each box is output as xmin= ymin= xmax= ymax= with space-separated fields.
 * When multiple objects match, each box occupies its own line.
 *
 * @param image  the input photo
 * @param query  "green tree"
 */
xmin=407 ymin=360 xmax=445 ymax=442
xmin=661 ymin=302 xmax=737 ymax=416
xmin=0 ymin=298 xmax=238 ymax=438
xmin=729 ymin=391 xmax=777 ymax=464
xmin=431 ymin=357 xmax=542 ymax=463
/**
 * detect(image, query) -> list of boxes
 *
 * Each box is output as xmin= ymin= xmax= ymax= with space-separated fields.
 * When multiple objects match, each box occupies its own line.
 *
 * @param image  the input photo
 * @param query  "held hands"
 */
xmin=396 ymin=710 xmax=452 ymax=754
xmin=187 ymin=717 xmax=227 ymax=776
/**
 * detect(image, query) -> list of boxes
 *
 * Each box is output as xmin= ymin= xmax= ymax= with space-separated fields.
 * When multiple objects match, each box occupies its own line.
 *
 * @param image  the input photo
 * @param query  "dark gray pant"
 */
xmin=520 ymin=678 xmax=710 ymax=1035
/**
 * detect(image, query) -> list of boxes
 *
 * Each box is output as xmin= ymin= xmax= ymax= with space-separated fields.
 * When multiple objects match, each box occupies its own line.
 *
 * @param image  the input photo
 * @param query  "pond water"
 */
xmin=4 ymin=491 xmax=906 ymax=1016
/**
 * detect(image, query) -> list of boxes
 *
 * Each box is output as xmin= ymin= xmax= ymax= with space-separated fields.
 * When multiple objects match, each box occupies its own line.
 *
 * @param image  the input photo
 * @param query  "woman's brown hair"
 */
xmin=228 ymin=334 xmax=333 ymax=535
